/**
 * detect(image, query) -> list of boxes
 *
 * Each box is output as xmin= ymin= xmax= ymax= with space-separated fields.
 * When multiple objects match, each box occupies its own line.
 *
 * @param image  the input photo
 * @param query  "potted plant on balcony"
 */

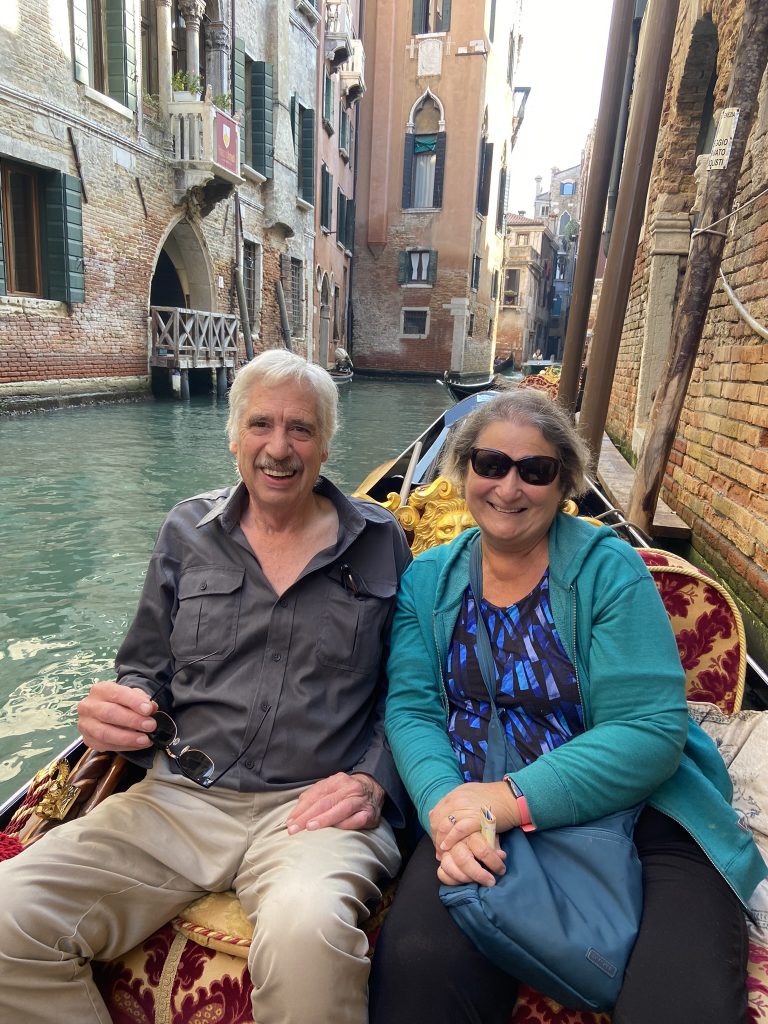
xmin=171 ymin=70 xmax=202 ymax=100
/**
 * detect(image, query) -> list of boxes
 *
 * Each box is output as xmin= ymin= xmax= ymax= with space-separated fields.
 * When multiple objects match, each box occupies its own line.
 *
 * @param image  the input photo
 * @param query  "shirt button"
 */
xmin=278 ymin=598 xmax=287 ymax=608
xmin=261 ymin=701 xmax=270 ymax=712
xmin=271 ymin=651 xmax=282 ymax=662
xmin=199 ymin=581 xmax=207 ymax=591
xmin=244 ymin=759 xmax=255 ymax=770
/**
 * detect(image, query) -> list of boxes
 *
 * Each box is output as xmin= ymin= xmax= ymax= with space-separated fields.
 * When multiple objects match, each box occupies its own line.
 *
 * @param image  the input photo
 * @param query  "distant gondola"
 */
xmin=437 ymin=373 xmax=498 ymax=401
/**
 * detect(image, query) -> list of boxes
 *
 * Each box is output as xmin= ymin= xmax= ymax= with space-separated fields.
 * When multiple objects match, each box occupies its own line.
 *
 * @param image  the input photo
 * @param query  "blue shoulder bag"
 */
xmin=438 ymin=538 xmax=643 ymax=1011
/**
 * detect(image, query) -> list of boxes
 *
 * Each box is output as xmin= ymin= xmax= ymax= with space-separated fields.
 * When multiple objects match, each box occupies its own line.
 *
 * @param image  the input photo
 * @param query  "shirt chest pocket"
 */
xmin=172 ymin=567 xmax=245 ymax=662
xmin=316 ymin=576 xmax=398 ymax=673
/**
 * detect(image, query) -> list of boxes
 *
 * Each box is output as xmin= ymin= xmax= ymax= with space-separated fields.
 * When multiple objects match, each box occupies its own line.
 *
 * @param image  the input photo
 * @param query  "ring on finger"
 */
xmin=447 ymin=814 xmax=457 ymax=825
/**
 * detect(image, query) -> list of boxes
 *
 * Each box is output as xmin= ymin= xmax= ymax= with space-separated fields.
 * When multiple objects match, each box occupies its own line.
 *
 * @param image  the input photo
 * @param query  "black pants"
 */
xmin=368 ymin=808 xmax=749 ymax=1024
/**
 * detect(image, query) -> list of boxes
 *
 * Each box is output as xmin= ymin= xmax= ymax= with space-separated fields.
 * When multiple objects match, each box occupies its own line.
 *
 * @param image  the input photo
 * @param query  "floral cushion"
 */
xmin=638 ymin=548 xmax=746 ymax=714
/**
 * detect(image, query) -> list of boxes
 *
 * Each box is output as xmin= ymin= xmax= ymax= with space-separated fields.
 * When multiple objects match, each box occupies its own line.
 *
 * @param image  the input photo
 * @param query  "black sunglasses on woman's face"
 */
xmin=469 ymin=447 xmax=561 ymax=486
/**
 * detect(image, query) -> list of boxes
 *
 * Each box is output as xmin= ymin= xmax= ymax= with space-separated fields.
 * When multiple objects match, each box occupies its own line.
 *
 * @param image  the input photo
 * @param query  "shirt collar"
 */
xmin=195 ymin=477 xmax=368 ymax=542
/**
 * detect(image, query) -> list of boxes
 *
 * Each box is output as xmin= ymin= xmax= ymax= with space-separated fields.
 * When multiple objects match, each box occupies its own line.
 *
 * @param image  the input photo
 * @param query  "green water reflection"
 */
xmin=0 ymin=376 xmax=451 ymax=804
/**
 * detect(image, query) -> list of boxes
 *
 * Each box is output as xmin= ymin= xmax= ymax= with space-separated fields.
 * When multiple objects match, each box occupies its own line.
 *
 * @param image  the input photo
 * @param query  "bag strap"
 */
xmin=469 ymin=538 xmax=525 ymax=774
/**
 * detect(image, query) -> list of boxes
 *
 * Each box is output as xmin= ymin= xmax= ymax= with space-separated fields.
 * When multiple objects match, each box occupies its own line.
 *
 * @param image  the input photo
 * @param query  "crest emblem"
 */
xmin=222 ymin=124 xmax=231 ymax=149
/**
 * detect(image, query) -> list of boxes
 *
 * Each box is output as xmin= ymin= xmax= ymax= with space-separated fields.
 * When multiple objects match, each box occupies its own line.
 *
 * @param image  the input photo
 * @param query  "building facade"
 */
xmin=604 ymin=0 xmax=768 ymax=643
xmin=495 ymin=213 xmax=556 ymax=369
xmin=0 ymin=0 xmax=361 ymax=404
xmin=533 ymin=162 xmax=582 ymax=358
xmin=351 ymin=0 xmax=525 ymax=376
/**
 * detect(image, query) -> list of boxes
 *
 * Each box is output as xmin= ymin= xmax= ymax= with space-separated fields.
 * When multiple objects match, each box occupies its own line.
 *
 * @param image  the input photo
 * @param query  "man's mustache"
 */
xmin=255 ymin=458 xmax=302 ymax=474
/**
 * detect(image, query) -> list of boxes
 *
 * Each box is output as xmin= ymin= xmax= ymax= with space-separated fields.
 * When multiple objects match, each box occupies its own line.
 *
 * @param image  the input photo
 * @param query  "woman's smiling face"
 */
xmin=465 ymin=419 xmax=563 ymax=554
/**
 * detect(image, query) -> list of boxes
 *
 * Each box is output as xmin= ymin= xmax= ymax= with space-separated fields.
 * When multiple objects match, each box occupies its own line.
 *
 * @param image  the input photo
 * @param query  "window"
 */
xmin=517 ymin=233 xmax=529 ymax=246
xmin=320 ymin=165 xmax=333 ymax=231
xmin=399 ymin=249 xmax=437 ymax=284
xmin=487 ymin=318 xmax=494 ymax=339
xmin=412 ymin=0 xmax=451 ymax=34
xmin=467 ymin=312 xmax=475 ymax=336
xmin=402 ymin=308 xmax=429 ymax=336
xmin=335 ymin=189 xmax=354 ymax=250
xmin=339 ymin=107 xmax=351 ymax=159
xmin=560 ymin=181 xmax=576 ymax=196
xmin=140 ymin=0 xmax=157 ymax=97
xmin=491 ymin=269 xmax=499 ymax=300
xmin=503 ymin=269 xmax=520 ymax=305
xmin=333 ymin=284 xmax=341 ymax=340
xmin=239 ymin=56 xmax=274 ymax=178
xmin=72 ymin=0 xmax=138 ymax=110
xmin=243 ymin=240 xmax=262 ymax=324
xmin=290 ymin=257 xmax=304 ymax=335
xmin=0 ymin=161 xmax=84 ymax=302
xmin=323 ymin=71 xmax=334 ymax=132
xmin=471 ymin=254 xmax=481 ymax=291
xmin=476 ymin=136 xmax=493 ymax=216
xmin=403 ymin=94 xmax=446 ymax=209
xmin=292 ymin=99 xmax=316 ymax=204
xmin=495 ymin=165 xmax=508 ymax=234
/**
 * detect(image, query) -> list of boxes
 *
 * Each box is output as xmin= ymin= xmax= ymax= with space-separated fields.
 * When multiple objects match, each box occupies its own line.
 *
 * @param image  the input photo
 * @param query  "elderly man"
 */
xmin=0 ymin=350 xmax=411 ymax=1024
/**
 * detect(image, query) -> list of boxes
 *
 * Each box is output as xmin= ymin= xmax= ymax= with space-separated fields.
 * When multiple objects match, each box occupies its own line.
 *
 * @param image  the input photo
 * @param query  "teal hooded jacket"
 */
xmin=385 ymin=514 xmax=767 ymax=907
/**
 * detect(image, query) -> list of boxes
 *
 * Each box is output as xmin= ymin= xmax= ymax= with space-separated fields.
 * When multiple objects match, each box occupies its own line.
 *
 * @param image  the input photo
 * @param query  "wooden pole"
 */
xmin=627 ymin=0 xmax=768 ymax=532
xmin=577 ymin=0 xmax=680 ymax=461
xmin=558 ymin=0 xmax=636 ymax=414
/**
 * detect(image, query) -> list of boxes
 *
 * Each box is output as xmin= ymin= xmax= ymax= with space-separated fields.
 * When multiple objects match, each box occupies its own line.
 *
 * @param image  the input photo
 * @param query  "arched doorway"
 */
xmin=150 ymin=220 xmax=232 ymax=398
xmin=318 ymin=273 xmax=331 ymax=369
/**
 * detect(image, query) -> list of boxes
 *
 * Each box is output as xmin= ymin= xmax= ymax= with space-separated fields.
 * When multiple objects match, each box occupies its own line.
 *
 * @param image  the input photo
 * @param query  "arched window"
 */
xmin=402 ymin=91 xmax=446 ymax=209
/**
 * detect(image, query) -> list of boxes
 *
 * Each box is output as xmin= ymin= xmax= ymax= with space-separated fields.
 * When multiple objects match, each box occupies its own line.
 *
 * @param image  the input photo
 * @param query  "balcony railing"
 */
xmin=339 ymin=38 xmax=366 ymax=104
xmin=150 ymin=306 xmax=238 ymax=368
xmin=168 ymin=92 xmax=242 ymax=204
xmin=326 ymin=1 xmax=354 ymax=67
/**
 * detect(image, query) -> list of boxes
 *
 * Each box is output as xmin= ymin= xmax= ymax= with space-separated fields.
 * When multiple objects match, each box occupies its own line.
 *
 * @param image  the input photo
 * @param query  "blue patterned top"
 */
xmin=446 ymin=571 xmax=584 ymax=782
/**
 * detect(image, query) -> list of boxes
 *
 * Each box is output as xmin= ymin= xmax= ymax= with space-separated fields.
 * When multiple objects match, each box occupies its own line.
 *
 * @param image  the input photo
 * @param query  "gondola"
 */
xmin=437 ymin=373 xmax=498 ymax=401
xmin=1 ymin=389 xmax=766 ymax=1023
xmin=329 ymin=367 xmax=353 ymax=384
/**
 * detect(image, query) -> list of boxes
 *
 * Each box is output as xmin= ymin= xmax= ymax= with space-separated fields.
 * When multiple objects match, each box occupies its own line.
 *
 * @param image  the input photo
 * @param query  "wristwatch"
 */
xmin=503 ymin=774 xmax=536 ymax=832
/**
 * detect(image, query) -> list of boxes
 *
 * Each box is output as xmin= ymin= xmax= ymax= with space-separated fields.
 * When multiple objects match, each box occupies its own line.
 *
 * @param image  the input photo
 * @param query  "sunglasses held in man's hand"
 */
xmin=470 ymin=447 xmax=561 ymax=485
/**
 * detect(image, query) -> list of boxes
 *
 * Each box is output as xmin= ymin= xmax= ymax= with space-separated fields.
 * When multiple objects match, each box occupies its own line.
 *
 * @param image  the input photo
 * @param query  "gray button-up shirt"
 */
xmin=116 ymin=478 xmax=412 ymax=820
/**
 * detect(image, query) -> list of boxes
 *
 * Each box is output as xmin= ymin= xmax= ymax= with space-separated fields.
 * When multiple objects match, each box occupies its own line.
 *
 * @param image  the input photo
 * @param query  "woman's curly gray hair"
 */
xmin=439 ymin=389 xmax=592 ymax=500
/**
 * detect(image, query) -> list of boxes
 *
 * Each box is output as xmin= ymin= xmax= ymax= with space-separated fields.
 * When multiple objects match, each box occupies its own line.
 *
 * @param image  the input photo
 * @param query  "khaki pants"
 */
xmin=0 ymin=758 xmax=401 ymax=1024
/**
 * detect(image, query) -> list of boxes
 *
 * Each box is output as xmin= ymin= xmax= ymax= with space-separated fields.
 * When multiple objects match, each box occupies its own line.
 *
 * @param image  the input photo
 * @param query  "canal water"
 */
xmin=0 ymin=375 xmax=451 ymax=805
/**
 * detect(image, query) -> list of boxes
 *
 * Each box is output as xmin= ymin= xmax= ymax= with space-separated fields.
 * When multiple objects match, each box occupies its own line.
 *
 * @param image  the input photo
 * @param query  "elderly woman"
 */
xmin=369 ymin=390 xmax=765 ymax=1024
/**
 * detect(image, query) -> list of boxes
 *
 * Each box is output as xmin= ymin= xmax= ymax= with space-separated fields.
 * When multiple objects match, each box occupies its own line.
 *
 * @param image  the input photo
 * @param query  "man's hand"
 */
xmin=286 ymin=772 xmax=385 ymax=834
xmin=436 ymin=833 xmax=506 ymax=887
xmin=77 ymin=681 xmax=158 ymax=752
xmin=429 ymin=781 xmax=519 ymax=852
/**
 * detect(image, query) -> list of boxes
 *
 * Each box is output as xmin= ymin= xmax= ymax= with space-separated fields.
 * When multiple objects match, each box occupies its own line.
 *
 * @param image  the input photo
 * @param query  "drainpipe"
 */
xmin=577 ymin=0 xmax=681 ymax=462
xmin=558 ymin=0 xmax=637 ymax=413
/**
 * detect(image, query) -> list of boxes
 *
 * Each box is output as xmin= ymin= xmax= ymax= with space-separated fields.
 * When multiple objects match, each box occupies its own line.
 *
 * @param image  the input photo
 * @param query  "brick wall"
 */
xmin=605 ymin=0 xmax=768 ymax=629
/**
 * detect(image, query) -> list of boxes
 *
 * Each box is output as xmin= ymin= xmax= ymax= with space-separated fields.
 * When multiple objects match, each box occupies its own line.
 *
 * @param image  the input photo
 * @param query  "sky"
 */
xmin=507 ymin=0 xmax=614 ymax=217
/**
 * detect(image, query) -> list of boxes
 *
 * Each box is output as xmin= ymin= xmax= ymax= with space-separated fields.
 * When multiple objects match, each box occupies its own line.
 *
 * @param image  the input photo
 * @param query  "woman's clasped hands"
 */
xmin=428 ymin=781 xmax=521 ymax=887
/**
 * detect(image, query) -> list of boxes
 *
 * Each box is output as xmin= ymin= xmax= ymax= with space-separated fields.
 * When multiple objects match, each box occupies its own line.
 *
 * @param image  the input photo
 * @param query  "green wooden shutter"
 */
xmin=496 ymin=166 xmax=508 ymax=233
xmin=433 ymin=132 xmax=446 ymax=208
xmin=489 ymin=0 xmax=496 ymax=41
xmin=72 ymin=0 xmax=90 ymax=85
xmin=412 ymin=0 xmax=426 ymax=34
xmin=233 ymin=38 xmax=246 ymax=165
xmin=402 ymin=133 xmax=415 ymax=208
xmin=321 ymin=165 xmax=333 ymax=230
xmin=252 ymin=61 xmax=274 ymax=179
xmin=440 ymin=0 xmax=452 ymax=30
xmin=45 ymin=173 xmax=84 ymax=303
xmin=345 ymin=198 xmax=355 ymax=251
xmin=105 ymin=0 xmax=136 ymax=110
xmin=428 ymin=250 xmax=438 ymax=284
xmin=477 ymin=140 xmax=493 ymax=215
xmin=0 ymin=189 xmax=6 ymax=296
xmin=300 ymin=107 xmax=315 ymax=204
xmin=290 ymin=95 xmax=297 ymax=147
xmin=398 ymin=252 xmax=409 ymax=284
xmin=337 ymin=189 xmax=346 ymax=243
